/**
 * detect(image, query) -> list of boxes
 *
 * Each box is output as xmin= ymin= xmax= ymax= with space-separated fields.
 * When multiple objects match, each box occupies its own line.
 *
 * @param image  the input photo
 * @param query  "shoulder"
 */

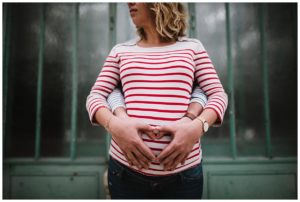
xmin=178 ymin=37 xmax=206 ymax=52
xmin=111 ymin=37 xmax=139 ymax=52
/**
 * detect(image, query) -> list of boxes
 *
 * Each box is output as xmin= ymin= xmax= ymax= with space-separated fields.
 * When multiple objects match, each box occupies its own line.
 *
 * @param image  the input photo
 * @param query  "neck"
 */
xmin=142 ymin=24 xmax=162 ymax=45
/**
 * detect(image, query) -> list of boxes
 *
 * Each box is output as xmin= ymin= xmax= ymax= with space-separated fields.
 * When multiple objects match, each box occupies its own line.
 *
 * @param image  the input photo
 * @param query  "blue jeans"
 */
xmin=107 ymin=157 xmax=203 ymax=199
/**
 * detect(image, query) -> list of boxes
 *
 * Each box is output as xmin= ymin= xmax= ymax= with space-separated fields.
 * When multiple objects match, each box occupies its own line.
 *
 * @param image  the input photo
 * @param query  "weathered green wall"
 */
xmin=3 ymin=158 xmax=297 ymax=199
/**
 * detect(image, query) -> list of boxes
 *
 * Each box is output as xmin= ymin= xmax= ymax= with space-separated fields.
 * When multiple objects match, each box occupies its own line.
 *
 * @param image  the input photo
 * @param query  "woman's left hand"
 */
xmin=156 ymin=118 xmax=203 ymax=171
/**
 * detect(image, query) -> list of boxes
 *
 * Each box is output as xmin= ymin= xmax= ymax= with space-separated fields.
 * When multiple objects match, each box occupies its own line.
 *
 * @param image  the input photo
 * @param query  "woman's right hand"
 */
xmin=108 ymin=116 xmax=156 ymax=169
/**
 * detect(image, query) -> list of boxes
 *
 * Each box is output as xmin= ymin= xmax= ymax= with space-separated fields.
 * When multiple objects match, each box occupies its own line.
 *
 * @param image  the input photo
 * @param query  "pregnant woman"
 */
xmin=86 ymin=3 xmax=228 ymax=199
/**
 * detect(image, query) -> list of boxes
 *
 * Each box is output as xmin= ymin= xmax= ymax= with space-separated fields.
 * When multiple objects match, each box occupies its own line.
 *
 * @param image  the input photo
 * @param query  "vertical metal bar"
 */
xmin=235 ymin=5 xmax=246 ymax=136
xmin=188 ymin=3 xmax=196 ymax=38
xmin=35 ymin=4 xmax=46 ymax=160
xmin=225 ymin=3 xmax=237 ymax=159
xmin=3 ymin=3 xmax=12 ymax=150
xmin=106 ymin=3 xmax=117 ymax=160
xmin=70 ymin=3 xmax=79 ymax=160
xmin=259 ymin=4 xmax=272 ymax=158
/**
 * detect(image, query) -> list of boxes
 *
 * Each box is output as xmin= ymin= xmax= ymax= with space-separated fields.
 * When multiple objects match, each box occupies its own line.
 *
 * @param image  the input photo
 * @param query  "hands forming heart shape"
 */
xmin=108 ymin=116 xmax=203 ymax=171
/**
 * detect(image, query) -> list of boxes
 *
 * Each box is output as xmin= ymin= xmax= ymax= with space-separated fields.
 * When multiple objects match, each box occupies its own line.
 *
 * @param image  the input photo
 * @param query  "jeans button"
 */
xmin=152 ymin=182 xmax=162 ymax=192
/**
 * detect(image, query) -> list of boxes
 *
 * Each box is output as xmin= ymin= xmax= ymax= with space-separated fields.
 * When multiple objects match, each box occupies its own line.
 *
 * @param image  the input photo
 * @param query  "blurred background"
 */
xmin=3 ymin=3 xmax=297 ymax=199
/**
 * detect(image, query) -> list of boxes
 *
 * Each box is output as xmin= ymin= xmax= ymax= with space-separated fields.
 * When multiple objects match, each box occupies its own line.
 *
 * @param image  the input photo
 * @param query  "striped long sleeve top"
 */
xmin=86 ymin=37 xmax=228 ymax=176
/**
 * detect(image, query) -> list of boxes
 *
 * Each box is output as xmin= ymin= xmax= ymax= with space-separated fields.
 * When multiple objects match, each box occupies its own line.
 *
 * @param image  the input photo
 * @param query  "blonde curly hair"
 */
xmin=137 ymin=3 xmax=188 ymax=42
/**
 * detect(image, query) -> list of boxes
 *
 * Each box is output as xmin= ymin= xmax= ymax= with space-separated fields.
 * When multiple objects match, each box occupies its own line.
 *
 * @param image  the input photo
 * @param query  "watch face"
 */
xmin=203 ymin=122 xmax=209 ymax=132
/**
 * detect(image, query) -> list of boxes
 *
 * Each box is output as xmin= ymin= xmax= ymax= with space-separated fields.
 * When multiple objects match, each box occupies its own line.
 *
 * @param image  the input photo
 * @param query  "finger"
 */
xmin=180 ymin=153 xmax=189 ymax=165
xmin=143 ymin=130 xmax=157 ymax=140
xmin=132 ymin=147 xmax=150 ymax=169
xmin=137 ymin=123 xmax=155 ymax=133
xmin=157 ymin=142 xmax=176 ymax=162
xmin=161 ymin=150 xmax=179 ymax=165
xmin=137 ymin=141 xmax=156 ymax=161
xmin=164 ymin=155 xmax=181 ymax=171
xmin=118 ymin=148 xmax=133 ymax=166
xmin=127 ymin=152 xmax=142 ymax=169
xmin=155 ymin=130 xmax=169 ymax=139
xmin=170 ymin=153 xmax=186 ymax=170
xmin=162 ymin=151 xmax=179 ymax=169
xmin=123 ymin=153 xmax=133 ymax=166
xmin=156 ymin=125 xmax=174 ymax=135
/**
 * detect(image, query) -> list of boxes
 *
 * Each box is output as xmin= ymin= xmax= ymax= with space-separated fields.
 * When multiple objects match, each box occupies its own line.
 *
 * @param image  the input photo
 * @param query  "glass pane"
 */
xmin=266 ymin=3 xmax=297 ymax=157
xmin=195 ymin=3 xmax=231 ymax=157
xmin=4 ymin=3 xmax=40 ymax=157
xmin=77 ymin=3 xmax=109 ymax=157
xmin=231 ymin=3 xmax=266 ymax=157
xmin=40 ymin=4 xmax=73 ymax=157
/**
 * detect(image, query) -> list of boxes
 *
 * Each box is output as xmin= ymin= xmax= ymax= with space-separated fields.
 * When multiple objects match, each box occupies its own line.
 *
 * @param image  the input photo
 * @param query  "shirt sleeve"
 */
xmin=107 ymin=87 xmax=126 ymax=113
xmin=194 ymin=41 xmax=228 ymax=126
xmin=189 ymin=85 xmax=208 ymax=108
xmin=86 ymin=46 xmax=120 ymax=126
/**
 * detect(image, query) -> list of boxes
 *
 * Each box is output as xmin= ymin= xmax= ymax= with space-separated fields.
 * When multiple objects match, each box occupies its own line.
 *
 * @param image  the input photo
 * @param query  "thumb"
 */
xmin=156 ymin=125 xmax=174 ymax=135
xmin=136 ymin=122 xmax=153 ymax=132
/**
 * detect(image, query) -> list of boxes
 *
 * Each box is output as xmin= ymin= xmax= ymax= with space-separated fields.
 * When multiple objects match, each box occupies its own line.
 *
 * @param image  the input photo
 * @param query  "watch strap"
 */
xmin=183 ymin=112 xmax=197 ymax=120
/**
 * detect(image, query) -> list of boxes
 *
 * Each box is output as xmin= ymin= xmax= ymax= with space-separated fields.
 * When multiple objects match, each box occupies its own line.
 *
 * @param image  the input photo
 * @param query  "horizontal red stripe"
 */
xmin=142 ymin=138 xmax=171 ymax=144
xmin=111 ymin=151 xmax=127 ymax=164
xmin=196 ymin=71 xmax=217 ymax=79
xmin=88 ymin=99 xmax=101 ymax=113
xmin=123 ymin=80 xmax=192 ymax=88
xmin=107 ymin=55 xmax=117 ymax=59
xmin=88 ymin=95 xmax=106 ymax=113
xmin=121 ymin=60 xmax=194 ymax=69
xmin=91 ymin=87 xmax=110 ymax=95
xmin=150 ymin=147 xmax=163 ymax=151
xmin=125 ymin=101 xmax=188 ymax=106
xmin=200 ymin=81 xmax=221 ymax=89
xmin=90 ymin=104 xmax=106 ymax=119
xmin=125 ymin=94 xmax=189 ymax=99
xmin=127 ymin=107 xmax=186 ymax=113
xmin=195 ymin=61 xmax=212 ymax=66
xmin=101 ymin=70 xmax=119 ymax=76
xmin=98 ymin=75 xmax=119 ymax=82
xmin=212 ymin=94 xmax=227 ymax=106
xmin=194 ymin=56 xmax=209 ymax=62
xmin=199 ymin=77 xmax=219 ymax=85
xmin=204 ymin=86 xmax=223 ymax=94
xmin=207 ymin=90 xmax=225 ymax=97
xmin=208 ymin=97 xmax=225 ymax=112
xmin=194 ymin=51 xmax=207 ymax=55
xmin=195 ymin=67 xmax=215 ymax=74
xmin=147 ymin=158 xmax=200 ymax=172
xmin=117 ymin=48 xmax=199 ymax=56
xmin=102 ymin=65 xmax=119 ymax=70
xmin=186 ymin=152 xmax=200 ymax=161
xmin=94 ymin=84 xmax=113 ymax=92
xmin=111 ymin=142 xmax=124 ymax=156
xmin=96 ymin=79 xmax=117 ymax=87
xmin=120 ymin=65 xmax=194 ymax=75
xmin=121 ymin=55 xmax=192 ymax=62
xmin=119 ymin=52 xmax=194 ymax=59
xmin=123 ymin=86 xmax=191 ymax=94
xmin=206 ymin=103 xmax=222 ymax=115
xmin=105 ymin=60 xmax=119 ymax=64
xmin=121 ymin=72 xmax=193 ymax=80
xmin=128 ymin=114 xmax=180 ymax=121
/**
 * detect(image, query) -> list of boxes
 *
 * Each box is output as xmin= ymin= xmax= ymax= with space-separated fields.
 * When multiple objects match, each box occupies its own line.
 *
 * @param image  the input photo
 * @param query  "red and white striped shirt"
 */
xmin=86 ymin=37 xmax=228 ymax=176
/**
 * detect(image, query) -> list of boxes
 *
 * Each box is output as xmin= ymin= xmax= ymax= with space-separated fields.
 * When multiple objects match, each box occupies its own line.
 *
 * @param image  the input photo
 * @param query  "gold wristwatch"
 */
xmin=195 ymin=116 xmax=209 ymax=133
